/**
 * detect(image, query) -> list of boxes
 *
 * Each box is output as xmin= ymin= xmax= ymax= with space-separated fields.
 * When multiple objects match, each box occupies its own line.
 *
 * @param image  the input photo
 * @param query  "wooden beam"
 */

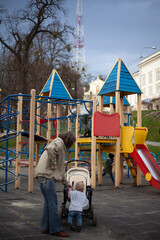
xmin=136 ymin=93 xmax=142 ymax=186
xmin=47 ymin=102 xmax=52 ymax=142
xmin=91 ymin=97 xmax=96 ymax=189
xmin=115 ymin=91 xmax=120 ymax=114
xmin=98 ymin=96 xmax=103 ymax=112
xmin=110 ymin=104 xmax=114 ymax=114
xmin=114 ymin=138 xmax=120 ymax=187
xmin=115 ymin=91 xmax=121 ymax=187
xmin=28 ymin=89 xmax=36 ymax=193
xmin=35 ymin=101 xmax=41 ymax=167
xmin=68 ymin=106 xmax=71 ymax=131
xmin=120 ymin=96 xmax=124 ymax=127
xmin=36 ymin=101 xmax=41 ymax=135
xmin=15 ymin=94 xmax=22 ymax=189
xmin=127 ymin=105 xmax=130 ymax=125
xmin=137 ymin=94 xmax=142 ymax=127
xmin=120 ymin=95 xmax=124 ymax=183
xmin=56 ymin=104 xmax=60 ymax=137
xmin=97 ymin=145 xmax=102 ymax=185
xmin=75 ymin=104 xmax=80 ymax=167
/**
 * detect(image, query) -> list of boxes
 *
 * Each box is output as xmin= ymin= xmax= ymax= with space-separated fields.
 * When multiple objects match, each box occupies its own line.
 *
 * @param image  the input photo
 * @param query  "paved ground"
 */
xmin=0 ymin=168 xmax=160 ymax=240
xmin=145 ymin=141 xmax=160 ymax=147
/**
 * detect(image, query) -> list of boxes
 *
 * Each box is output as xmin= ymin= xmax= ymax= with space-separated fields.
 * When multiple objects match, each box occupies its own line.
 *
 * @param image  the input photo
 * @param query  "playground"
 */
xmin=1 ymin=58 xmax=160 ymax=193
xmin=0 ymin=58 xmax=160 ymax=238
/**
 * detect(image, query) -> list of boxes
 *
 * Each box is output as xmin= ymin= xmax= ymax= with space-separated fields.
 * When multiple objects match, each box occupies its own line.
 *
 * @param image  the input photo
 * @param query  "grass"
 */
xmin=132 ymin=110 xmax=160 ymax=142
xmin=148 ymin=145 xmax=160 ymax=162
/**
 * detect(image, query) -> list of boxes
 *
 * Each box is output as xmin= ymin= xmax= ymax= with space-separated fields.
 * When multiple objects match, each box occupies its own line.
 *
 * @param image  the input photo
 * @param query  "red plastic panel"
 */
xmin=94 ymin=111 xmax=120 ymax=137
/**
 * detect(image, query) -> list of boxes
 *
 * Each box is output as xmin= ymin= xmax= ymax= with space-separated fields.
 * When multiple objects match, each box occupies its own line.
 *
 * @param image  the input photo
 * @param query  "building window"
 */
xmin=148 ymin=72 xmax=152 ymax=84
xmin=142 ymin=74 xmax=145 ymax=86
xmin=149 ymin=86 xmax=152 ymax=96
xmin=156 ymin=69 xmax=160 ymax=81
xmin=156 ymin=83 xmax=160 ymax=93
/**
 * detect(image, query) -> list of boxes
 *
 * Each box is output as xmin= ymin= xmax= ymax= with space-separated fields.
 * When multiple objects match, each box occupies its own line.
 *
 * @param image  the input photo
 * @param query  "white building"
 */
xmin=83 ymin=75 xmax=104 ymax=101
xmin=128 ymin=50 xmax=160 ymax=110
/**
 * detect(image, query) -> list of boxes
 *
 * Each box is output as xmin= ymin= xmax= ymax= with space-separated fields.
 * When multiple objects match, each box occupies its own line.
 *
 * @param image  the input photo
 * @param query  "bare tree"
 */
xmin=0 ymin=0 xmax=72 ymax=95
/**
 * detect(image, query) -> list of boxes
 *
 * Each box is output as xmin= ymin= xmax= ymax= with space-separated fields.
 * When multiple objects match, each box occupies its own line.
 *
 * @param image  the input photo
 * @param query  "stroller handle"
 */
xmin=65 ymin=159 xmax=91 ymax=175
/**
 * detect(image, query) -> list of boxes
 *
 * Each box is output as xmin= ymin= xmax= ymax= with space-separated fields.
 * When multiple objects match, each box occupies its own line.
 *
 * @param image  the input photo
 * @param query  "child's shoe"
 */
xmin=69 ymin=224 xmax=75 ymax=231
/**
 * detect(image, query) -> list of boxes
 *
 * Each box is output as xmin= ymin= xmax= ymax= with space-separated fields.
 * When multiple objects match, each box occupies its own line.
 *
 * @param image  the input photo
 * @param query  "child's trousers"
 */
xmin=68 ymin=211 xmax=82 ymax=227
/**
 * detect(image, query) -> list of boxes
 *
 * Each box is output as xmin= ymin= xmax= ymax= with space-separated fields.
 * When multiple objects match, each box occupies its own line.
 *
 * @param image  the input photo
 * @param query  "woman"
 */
xmin=36 ymin=131 xmax=76 ymax=237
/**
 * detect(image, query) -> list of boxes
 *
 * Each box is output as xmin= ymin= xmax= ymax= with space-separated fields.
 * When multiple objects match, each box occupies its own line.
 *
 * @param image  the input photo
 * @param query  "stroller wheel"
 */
xmin=90 ymin=207 xmax=97 ymax=226
xmin=59 ymin=203 xmax=68 ymax=225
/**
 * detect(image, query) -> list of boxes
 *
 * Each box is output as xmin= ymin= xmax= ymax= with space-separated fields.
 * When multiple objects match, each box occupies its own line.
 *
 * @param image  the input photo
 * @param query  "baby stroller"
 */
xmin=59 ymin=159 xmax=96 ymax=226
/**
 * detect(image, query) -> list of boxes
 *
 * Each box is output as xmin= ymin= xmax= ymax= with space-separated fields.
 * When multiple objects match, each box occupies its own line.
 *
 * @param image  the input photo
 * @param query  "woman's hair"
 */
xmin=75 ymin=181 xmax=84 ymax=192
xmin=58 ymin=131 xmax=76 ymax=149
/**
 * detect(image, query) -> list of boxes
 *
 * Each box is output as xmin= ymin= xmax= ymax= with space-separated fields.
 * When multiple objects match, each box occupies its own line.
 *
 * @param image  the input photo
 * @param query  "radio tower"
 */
xmin=73 ymin=0 xmax=85 ymax=74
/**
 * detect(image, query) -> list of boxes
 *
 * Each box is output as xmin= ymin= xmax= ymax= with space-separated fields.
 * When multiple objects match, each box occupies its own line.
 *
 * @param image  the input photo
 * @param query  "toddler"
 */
xmin=68 ymin=181 xmax=89 ymax=232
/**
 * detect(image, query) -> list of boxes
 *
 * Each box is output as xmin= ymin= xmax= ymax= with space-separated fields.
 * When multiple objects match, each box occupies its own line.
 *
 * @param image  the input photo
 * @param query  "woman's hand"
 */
xmin=68 ymin=185 xmax=72 ymax=190
xmin=51 ymin=165 xmax=56 ymax=171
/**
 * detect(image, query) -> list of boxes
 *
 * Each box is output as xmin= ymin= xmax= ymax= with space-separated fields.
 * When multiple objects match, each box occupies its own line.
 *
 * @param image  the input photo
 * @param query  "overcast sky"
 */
xmin=65 ymin=0 xmax=160 ymax=77
xmin=1 ymin=0 xmax=160 ymax=78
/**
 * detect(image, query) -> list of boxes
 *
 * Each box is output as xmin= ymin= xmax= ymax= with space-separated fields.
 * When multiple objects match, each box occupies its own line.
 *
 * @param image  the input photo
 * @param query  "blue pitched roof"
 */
xmin=40 ymin=70 xmax=72 ymax=100
xmin=98 ymin=61 xmax=118 ymax=96
xmin=98 ymin=58 xmax=141 ymax=96
xmin=103 ymin=96 xmax=130 ymax=106
xmin=42 ymin=73 xmax=52 ymax=93
xmin=119 ymin=60 xmax=141 ymax=94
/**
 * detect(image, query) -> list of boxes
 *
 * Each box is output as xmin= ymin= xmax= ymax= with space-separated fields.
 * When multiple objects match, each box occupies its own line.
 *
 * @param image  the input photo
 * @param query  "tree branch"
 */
xmin=0 ymin=37 xmax=17 ymax=56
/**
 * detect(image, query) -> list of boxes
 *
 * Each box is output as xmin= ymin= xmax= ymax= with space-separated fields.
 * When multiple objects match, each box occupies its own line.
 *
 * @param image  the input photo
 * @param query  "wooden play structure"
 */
xmin=1 ymin=59 xmax=160 ymax=192
xmin=88 ymin=58 xmax=160 ymax=190
xmin=74 ymin=58 xmax=143 ymax=188
xmin=0 ymin=69 xmax=92 ymax=192
xmin=99 ymin=58 xmax=142 ymax=187
xmin=14 ymin=70 xmax=93 ymax=192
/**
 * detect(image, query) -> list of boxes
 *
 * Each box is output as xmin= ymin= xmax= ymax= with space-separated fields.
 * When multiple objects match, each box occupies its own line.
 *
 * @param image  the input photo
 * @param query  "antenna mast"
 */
xmin=73 ymin=0 xmax=85 ymax=73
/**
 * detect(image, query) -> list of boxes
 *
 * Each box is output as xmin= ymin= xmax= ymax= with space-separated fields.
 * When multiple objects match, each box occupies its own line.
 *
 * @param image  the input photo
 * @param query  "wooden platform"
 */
xmin=20 ymin=131 xmax=47 ymax=143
